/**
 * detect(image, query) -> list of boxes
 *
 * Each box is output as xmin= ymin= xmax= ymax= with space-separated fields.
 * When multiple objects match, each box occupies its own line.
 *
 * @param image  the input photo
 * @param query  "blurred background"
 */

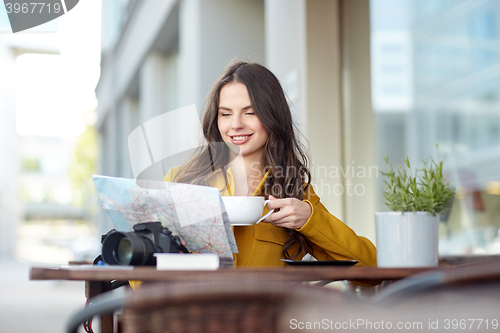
xmin=1 ymin=0 xmax=500 ymax=332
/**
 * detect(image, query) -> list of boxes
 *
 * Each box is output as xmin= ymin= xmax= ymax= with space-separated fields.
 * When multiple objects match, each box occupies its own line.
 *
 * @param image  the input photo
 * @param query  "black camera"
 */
xmin=101 ymin=222 xmax=189 ymax=266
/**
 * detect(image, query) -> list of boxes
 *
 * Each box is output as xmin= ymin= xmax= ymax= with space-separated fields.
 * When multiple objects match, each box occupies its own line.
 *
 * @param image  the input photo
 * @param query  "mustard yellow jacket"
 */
xmin=164 ymin=166 xmax=377 ymax=268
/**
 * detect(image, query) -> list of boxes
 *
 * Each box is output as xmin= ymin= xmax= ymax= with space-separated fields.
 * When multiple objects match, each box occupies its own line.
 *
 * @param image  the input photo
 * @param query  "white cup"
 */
xmin=221 ymin=196 xmax=273 ymax=226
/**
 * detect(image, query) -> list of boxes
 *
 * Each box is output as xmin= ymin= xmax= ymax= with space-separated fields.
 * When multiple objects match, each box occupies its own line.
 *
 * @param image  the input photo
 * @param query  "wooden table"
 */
xmin=30 ymin=254 xmax=500 ymax=287
xmin=29 ymin=255 xmax=500 ymax=333
xmin=29 ymin=265 xmax=438 ymax=284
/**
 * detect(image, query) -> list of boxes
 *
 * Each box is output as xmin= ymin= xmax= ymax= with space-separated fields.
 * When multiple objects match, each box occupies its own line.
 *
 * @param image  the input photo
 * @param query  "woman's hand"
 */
xmin=262 ymin=195 xmax=312 ymax=229
xmin=172 ymin=234 xmax=189 ymax=253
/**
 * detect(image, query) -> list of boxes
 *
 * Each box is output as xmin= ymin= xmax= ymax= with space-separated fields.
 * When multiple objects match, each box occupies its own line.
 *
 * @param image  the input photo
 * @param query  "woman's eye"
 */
xmin=220 ymin=113 xmax=231 ymax=117
xmin=245 ymin=112 xmax=255 ymax=115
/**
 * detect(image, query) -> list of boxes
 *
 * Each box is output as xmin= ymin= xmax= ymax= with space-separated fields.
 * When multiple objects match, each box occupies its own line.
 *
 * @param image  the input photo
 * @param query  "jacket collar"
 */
xmin=250 ymin=170 xmax=269 ymax=196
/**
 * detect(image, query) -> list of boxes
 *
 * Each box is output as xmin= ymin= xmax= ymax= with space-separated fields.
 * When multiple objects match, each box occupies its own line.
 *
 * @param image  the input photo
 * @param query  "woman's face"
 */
xmin=217 ymin=82 xmax=269 ymax=160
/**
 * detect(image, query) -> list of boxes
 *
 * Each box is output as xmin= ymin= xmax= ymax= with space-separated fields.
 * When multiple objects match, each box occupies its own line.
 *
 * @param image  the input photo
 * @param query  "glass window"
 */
xmin=371 ymin=0 xmax=500 ymax=255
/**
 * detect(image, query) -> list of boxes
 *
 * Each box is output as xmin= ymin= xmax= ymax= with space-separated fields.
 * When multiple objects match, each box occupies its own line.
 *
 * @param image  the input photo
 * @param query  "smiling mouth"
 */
xmin=229 ymin=134 xmax=253 ymax=144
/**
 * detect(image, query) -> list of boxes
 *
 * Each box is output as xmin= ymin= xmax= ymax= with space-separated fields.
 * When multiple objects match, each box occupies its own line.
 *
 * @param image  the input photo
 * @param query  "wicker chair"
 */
xmin=364 ymin=261 xmax=500 ymax=330
xmin=121 ymin=281 xmax=350 ymax=333
xmin=66 ymin=276 xmax=358 ymax=333
xmin=372 ymin=260 xmax=500 ymax=303
xmin=286 ymin=262 xmax=500 ymax=333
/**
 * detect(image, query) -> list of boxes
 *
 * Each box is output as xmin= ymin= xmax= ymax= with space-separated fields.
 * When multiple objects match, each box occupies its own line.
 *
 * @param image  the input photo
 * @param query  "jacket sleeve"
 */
xmin=297 ymin=185 xmax=377 ymax=268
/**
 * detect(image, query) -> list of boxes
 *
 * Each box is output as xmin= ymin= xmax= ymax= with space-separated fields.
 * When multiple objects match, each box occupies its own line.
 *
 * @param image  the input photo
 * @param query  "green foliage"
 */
xmin=68 ymin=125 xmax=98 ymax=206
xmin=381 ymin=145 xmax=455 ymax=215
xmin=21 ymin=158 xmax=40 ymax=172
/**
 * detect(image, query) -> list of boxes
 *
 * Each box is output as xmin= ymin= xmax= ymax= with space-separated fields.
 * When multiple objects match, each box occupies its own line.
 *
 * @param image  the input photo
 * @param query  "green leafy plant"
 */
xmin=381 ymin=146 xmax=455 ymax=215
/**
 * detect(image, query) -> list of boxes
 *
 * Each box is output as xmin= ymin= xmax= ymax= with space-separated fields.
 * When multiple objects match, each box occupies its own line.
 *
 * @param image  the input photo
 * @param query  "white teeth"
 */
xmin=232 ymin=136 xmax=250 ymax=140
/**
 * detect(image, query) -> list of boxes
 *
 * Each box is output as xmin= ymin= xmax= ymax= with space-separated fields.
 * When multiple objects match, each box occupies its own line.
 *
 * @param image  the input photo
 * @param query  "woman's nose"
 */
xmin=231 ymin=115 xmax=244 ymax=129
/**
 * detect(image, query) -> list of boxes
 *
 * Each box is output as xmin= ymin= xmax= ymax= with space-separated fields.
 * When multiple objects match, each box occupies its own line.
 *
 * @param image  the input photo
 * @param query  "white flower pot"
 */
xmin=375 ymin=212 xmax=439 ymax=268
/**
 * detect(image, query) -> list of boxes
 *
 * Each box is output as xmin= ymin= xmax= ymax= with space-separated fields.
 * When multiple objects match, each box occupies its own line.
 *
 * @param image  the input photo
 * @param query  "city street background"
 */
xmin=1 ymin=0 xmax=500 ymax=332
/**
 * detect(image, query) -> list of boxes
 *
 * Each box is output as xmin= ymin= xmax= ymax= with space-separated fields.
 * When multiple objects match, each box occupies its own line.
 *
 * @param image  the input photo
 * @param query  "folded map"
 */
xmin=93 ymin=175 xmax=238 ymax=260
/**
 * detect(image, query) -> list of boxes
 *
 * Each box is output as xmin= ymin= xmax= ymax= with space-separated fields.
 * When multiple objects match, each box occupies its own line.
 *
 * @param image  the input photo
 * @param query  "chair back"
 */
xmin=122 ymin=280 xmax=347 ymax=333
xmin=373 ymin=261 xmax=500 ymax=303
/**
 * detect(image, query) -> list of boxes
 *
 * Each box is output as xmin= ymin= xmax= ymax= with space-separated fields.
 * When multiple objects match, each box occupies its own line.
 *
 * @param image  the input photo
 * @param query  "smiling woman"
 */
xmin=167 ymin=62 xmax=377 ymax=277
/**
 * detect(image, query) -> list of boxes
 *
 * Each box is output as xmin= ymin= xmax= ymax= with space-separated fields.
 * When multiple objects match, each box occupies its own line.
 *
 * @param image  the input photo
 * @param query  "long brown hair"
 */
xmin=174 ymin=61 xmax=312 ymax=259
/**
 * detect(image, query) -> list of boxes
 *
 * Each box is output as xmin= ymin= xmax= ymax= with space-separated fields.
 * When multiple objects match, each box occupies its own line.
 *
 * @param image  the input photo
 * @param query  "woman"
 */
xmin=165 ymin=61 xmax=377 ymax=269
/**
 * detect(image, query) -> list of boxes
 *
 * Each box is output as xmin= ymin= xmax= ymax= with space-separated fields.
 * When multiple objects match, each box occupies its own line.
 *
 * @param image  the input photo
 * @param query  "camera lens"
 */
xmin=102 ymin=231 xmax=155 ymax=265
xmin=116 ymin=238 xmax=133 ymax=265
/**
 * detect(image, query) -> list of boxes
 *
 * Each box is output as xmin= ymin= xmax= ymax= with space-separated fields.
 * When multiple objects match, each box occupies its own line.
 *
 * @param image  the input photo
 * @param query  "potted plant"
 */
xmin=376 ymin=146 xmax=455 ymax=267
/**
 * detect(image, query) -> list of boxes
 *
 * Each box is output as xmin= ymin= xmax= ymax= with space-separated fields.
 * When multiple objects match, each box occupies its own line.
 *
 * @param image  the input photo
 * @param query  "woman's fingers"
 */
xmin=264 ymin=208 xmax=289 ymax=222
xmin=172 ymin=232 xmax=188 ymax=252
xmin=263 ymin=196 xmax=312 ymax=229
xmin=266 ymin=195 xmax=288 ymax=211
